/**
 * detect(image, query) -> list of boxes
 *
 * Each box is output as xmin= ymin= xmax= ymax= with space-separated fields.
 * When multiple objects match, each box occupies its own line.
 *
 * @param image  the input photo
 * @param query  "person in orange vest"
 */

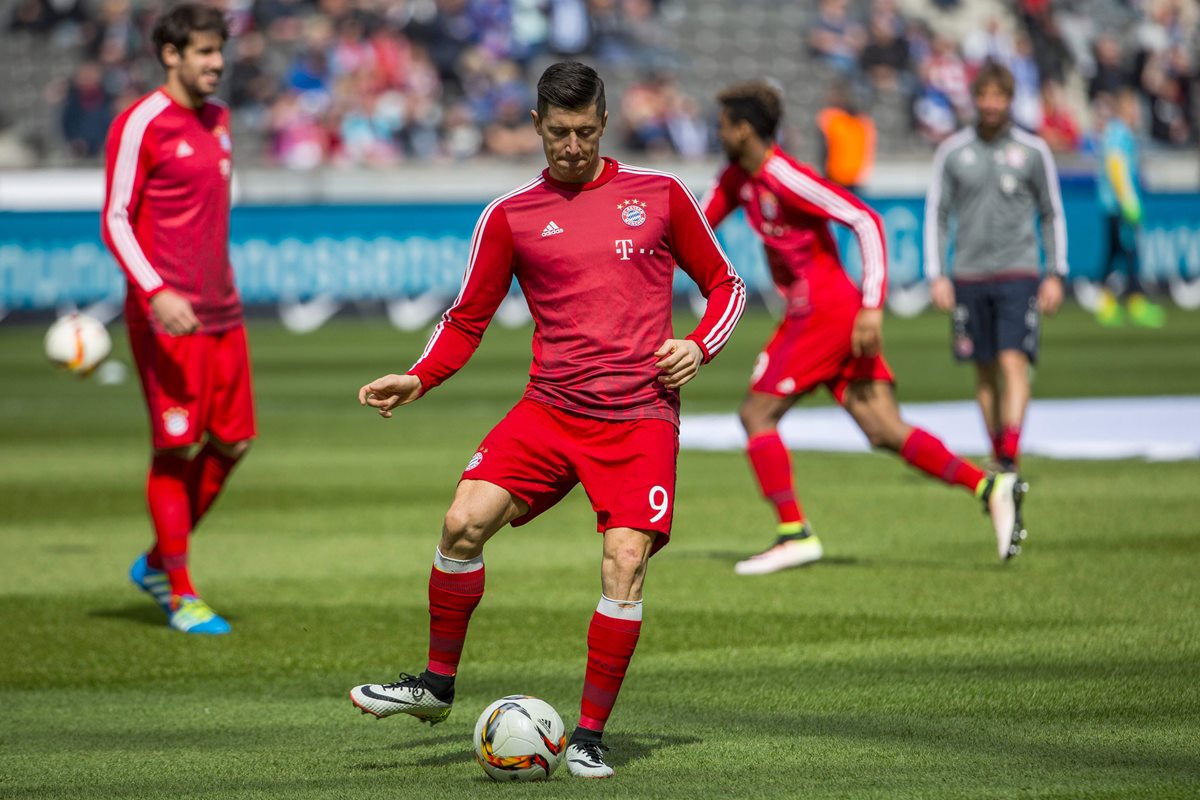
xmin=816 ymin=80 xmax=876 ymax=191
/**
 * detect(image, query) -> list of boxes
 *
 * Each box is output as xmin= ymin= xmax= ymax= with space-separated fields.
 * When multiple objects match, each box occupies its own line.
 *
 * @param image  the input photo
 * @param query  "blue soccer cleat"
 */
xmin=129 ymin=553 xmax=173 ymax=615
xmin=168 ymin=595 xmax=232 ymax=635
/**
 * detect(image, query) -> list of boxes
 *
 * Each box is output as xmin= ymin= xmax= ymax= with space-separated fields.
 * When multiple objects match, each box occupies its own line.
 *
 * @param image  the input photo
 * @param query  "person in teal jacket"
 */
xmin=1095 ymin=88 xmax=1166 ymax=327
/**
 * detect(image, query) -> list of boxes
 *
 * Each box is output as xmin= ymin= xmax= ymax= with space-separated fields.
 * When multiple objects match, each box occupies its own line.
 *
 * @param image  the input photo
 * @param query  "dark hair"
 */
xmin=536 ymin=61 xmax=606 ymax=119
xmin=152 ymin=3 xmax=229 ymax=66
xmin=971 ymin=61 xmax=1015 ymax=98
xmin=717 ymin=81 xmax=783 ymax=140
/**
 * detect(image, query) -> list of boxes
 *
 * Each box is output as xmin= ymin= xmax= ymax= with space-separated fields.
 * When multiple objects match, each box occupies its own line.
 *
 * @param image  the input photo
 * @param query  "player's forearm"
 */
xmin=1041 ymin=219 xmax=1067 ymax=277
xmin=406 ymin=321 xmax=485 ymax=391
xmin=685 ymin=272 xmax=746 ymax=363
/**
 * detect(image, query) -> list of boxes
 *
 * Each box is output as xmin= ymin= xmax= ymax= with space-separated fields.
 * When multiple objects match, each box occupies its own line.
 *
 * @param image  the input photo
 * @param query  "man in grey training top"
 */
xmin=924 ymin=62 xmax=1066 ymax=474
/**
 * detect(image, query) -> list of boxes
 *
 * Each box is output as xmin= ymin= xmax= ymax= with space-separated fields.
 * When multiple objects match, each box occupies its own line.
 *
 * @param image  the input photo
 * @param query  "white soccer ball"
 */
xmin=45 ymin=313 xmax=112 ymax=376
xmin=473 ymin=695 xmax=566 ymax=781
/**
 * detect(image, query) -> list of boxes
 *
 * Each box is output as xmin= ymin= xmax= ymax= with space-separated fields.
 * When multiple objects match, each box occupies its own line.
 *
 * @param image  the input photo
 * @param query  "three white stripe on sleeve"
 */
xmin=105 ymin=92 xmax=171 ymax=294
xmin=764 ymin=158 xmax=887 ymax=308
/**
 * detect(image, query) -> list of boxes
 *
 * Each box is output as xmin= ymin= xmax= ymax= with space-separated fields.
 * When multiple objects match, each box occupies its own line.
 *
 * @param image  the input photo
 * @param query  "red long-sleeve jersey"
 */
xmin=409 ymin=158 xmax=746 ymax=425
xmin=702 ymin=146 xmax=887 ymax=310
xmin=102 ymin=88 xmax=242 ymax=332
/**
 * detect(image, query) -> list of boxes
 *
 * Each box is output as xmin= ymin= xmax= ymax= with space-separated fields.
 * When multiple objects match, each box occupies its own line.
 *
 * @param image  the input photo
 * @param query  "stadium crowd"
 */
xmin=18 ymin=0 xmax=699 ymax=166
xmin=6 ymin=0 xmax=1200 ymax=165
xmin=811 ymin=0 xmax=1197 ymax=153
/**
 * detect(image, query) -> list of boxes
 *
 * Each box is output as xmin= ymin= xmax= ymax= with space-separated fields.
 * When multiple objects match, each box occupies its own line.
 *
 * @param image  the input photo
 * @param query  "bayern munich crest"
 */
xmin=618 ymin=198 xmax=647 ymax=227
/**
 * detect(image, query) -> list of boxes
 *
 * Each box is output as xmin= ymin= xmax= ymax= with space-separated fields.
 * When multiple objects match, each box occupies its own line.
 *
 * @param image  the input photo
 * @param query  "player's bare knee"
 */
xmin=211 ymin=438 xmax=251 ymax=460
xmin=975 ymin=361 xmax=999 ymax=385
xmin=441 ymin=505 xmax=492 ymax=552
xmin=738 ymin=399 xmax=777 ymax=435
xmin=998 ymin=352 xmax=1028 ymax=378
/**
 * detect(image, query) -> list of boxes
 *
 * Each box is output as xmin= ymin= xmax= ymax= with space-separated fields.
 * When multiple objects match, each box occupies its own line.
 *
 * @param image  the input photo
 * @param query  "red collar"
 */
xmin=541 ymin=157 xmax=619 ymax=191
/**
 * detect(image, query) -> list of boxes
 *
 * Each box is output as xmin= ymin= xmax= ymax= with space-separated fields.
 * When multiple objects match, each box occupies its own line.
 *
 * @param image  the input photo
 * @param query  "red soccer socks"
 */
xmin=146 ymin=453 xmax=196 ymax=596
xmin=998 ymin=425 xmax=1022 ymax=467
xmin=746 ymin=431 xmax=804 ymax=525
xmin=426 ymin=550 xmax=485 ymax=677
xmin=901 ymin=427 xmax=988 ymax=494
xmin=187 ymin=442 xmax=241 ymax=527
xmin=578 ymin=595 xmax=642 ymax=733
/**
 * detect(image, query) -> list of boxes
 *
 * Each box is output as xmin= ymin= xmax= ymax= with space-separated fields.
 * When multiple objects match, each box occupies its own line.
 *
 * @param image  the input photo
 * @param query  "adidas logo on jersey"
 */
xmin=541 ymin=221 xmax=564 ymax=237
xmin=175 ymin=140 xmax=194 ymax=158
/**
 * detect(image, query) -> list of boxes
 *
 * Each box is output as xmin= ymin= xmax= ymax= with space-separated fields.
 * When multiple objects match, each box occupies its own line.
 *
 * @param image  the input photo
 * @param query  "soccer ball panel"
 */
xmin=473 ymin=695 xmax=566 ymax=782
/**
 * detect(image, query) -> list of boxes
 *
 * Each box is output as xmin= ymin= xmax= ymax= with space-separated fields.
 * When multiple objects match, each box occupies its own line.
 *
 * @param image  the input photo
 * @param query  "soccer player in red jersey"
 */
xmin=702 ymin=82 xmax=1026 ymax=573
xmin=348 ymin=62 xmax=745 ymax=778
xmin=101 ymin=4 xmax=253 ymax=634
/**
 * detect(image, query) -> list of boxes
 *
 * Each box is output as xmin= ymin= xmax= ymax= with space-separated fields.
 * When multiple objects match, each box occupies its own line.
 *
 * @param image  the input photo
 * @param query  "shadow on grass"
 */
xmin=668 ymin=550 xmax=862 ymax=567
xmin=85 ymin=604 xmax=240 ymax=627
xmin=610 ymin=730 xmax=703 ymax=767
xmin=86 ymin=604 xmax=166 ymax=627
xmin=348 ymin=730 xmax=703 ymax=772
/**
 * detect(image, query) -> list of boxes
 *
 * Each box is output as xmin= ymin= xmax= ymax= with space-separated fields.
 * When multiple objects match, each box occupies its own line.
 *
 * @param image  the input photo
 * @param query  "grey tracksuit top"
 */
xmin=924 ymin=124 xmax=1068 ymax=281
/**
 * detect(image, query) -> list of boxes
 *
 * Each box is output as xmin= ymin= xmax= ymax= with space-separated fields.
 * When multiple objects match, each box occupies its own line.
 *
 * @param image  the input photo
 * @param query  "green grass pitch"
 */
xmin=1 ymin=306 xmax=1198 ymax=799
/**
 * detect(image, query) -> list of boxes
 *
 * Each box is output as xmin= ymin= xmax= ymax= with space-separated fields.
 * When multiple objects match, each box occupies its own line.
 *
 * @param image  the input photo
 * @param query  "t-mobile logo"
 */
xmin=615 ymin=239 xmax=654 ymax=261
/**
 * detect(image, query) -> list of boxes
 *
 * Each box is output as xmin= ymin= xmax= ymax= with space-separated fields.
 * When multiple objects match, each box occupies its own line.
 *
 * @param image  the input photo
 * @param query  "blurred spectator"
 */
xmin=620 ymin=72 xmax=705 ymax=158
xmin=1039 ymin=80 xmax=1082 ymax=153
xmin=547 ymin=0 xmax=590 ymax=56
xmin=860 ymin=9 xmax=909 ymax=93
xmin=61 ymin=60 xmax=111 ymax=158
xmin=27 ymin=0 xmax=1195 ymax=166
xmin=1022 ymin=7 xmax=1072 ymax=85
xmin=962 ymin=17 xmax=1013 ymax=70
xmin=622 ymin=73 xmax=671 ymax=154
xmin=269 ymin=91 xmax=331 ymax=168
xmin=925 ymin=35 xmax=972 ymax=120
xmin=335 ymin=78 xmax=404 ymax=166
xmin=1009 ymin=33 xmax=1043 ymax=131
xmin=816 ymin=80 xmax=875 ymax=190
xmin=8 ymin=0 xmax=87 ymax=34
xmin=1141 ymin=46 xmax=1195 ymax=146
xmin=443 ymin=101 xmax=484 ymax=159
xmin=1089 ymin=34 xmax=1131 ymax=101
xmin=912 ymin=61 xmax=958 ymax=144
xmin=227 ymin=31 xmax=275 ymax=125
xmin=484 ymin=96 xmax=540 ymax=158
xmin=868 ymin=0 xmax=906 ymax=38
xmin=662 ymin=86 xmax=708 ymax=159
xmin=809 ymin=0 xmax=865 ymax=74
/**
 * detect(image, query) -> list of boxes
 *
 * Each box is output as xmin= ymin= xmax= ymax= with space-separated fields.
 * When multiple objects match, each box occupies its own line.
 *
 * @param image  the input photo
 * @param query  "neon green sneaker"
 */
xmin=168 ymin=595 xmax=231 ymax=635
xmin=1095 ymin=290 xmax=1124 ymax=327
xmin=1126 ymin=294 xmax=1166 ymax=328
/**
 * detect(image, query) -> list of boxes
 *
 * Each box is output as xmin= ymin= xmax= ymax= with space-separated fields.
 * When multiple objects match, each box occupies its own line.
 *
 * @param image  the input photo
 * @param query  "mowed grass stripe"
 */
xmin=1 ymin=306 xmax=1198 ymax=798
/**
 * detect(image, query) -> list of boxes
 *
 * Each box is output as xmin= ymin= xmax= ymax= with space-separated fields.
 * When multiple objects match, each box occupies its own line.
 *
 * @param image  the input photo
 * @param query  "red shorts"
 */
xmin=462 ymin=399 xmax=678 ymax=554
xmin=129 ymin=324 xmax=257 ymax=449
xmin=751 ymin=301 xmax=894 ymax=404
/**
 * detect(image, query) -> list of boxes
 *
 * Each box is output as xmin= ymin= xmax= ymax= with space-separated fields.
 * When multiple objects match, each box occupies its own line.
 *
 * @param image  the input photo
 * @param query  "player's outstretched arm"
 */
xmin=359 ymin=373 xmax=424 ymax=419
xmin=655 ymin=339 xmax=704 ymax=389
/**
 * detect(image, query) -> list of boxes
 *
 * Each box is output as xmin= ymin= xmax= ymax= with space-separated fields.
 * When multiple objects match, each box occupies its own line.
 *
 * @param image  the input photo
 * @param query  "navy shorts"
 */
xmin=951 ymin=277 xmax=1040 ymax=364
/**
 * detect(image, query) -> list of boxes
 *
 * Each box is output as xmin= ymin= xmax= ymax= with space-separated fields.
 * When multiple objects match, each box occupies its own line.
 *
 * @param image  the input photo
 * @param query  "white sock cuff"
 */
xmin=597 ymin=594 xmax=643 ymax=621
xmin=434 ymin=548 xmax=483 ymax=574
